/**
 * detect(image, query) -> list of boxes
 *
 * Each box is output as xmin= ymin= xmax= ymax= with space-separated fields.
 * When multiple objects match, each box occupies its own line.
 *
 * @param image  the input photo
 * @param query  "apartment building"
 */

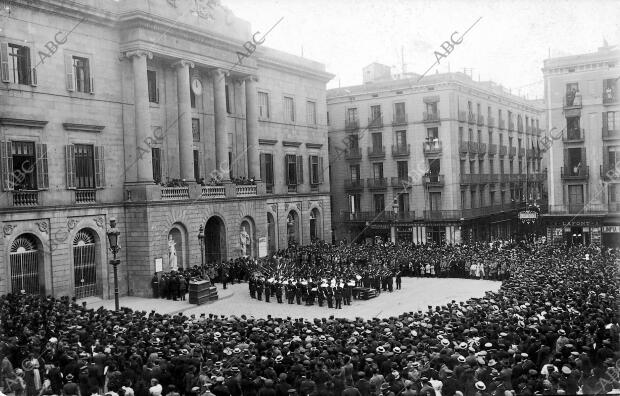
xmin=328 ymin=67 xmax=545 ymax=244
xmin=0 ymin=0 xmax=332 ymax=298
xmin=542 ymin=44 xmax=620 ymax=247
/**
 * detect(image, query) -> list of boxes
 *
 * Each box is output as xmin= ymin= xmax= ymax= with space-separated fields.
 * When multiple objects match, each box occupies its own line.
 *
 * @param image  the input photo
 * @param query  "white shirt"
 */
xmin=149 ymin=384 xmax=163 ymax=396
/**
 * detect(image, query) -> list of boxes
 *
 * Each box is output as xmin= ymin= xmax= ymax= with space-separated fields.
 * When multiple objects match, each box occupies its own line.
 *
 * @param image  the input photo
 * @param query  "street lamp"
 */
xmin=106 ymin=218 xmax=121 ymax=311
xmin=198 ymin=224 xmax=205 ymax=277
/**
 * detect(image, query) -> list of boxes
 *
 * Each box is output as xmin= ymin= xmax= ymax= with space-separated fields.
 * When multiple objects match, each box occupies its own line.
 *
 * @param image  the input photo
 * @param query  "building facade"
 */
xmin=328 ymin=69 xmax=545 ymax=245
xmin=541 ymin=45 xmax=620 ymax=247
xmin=0 ymin=0 xmax=332 ymax=298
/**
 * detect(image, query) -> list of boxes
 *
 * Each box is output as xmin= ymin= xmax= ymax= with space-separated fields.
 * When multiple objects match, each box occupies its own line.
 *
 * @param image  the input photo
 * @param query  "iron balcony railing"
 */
xmin=602 ymin=125 xmax=620 ymax=140
xmin=468 ymin=141 xmax=479 ymax=154
xmin=478 ymin=142 xmax=487 ymax=155
xmin=488 ymin=143 xmax=497 ymax=155
xmin=344 ymin=147 xmax=362 ymax=160
xmin=423 ymin=140 xmax=442 ymax=155
xmin=367 ymin=178 xmax=389 ymax=189
xmin=345 ymin=119 xmax=360 ymax=131
xmin=548 ymin=204 xmax=607 ymax=215
xmin=518 ymin=148 xmax=525 ymax=157
xmin=368 ymin=115 xmax=384 ymax=129
xmin=459 ymin=141 xmax=469 ymax=154
xmin=423 ymin=111 xmax=440 ymax=123
xmin=509 ymin=147 xmax=517 ymax=157
xmin=423 ymin=174 xmax=445 ymax=187
xmin=564 ymin=93 xmax=583 ymax=109
xmin=344 ymin=179 xmax=364 ymax=190
xmin=499 ymin=145 xmax=507 ymax=156
xmin=367 ymin=146 xmax=386 ymax=158
xmin=391 ymin=177 xmax=413 ymax=188
xmin=561 ymin=166 xmax=589 ymax=180
xmin=391 ymin=144 xmax=410 ymax=157
xmin=392 ymin=113 xmax=408 ymax=126
xmin=563 ymin=128 xmax=585 ymax=142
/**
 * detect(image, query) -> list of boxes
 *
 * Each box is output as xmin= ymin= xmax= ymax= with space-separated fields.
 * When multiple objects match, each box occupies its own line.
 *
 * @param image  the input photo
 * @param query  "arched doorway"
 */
xmin=267 ymin=212 xmax=276 ymax=255
xmin=310 ymin=208 xmax=322 ymax=242
xmin=168 ymin=226 xmax=187 ymax=270
xmin=205 ymin=216 xmax=226 ymax=264
xmin=10 ymin=234 xmax=43 ymax=294
xmin=239 ymin=218 xmax=255 ymax=257
xmin=286 ymin=211 xmax=299 ymax=247
xmin=73 ymin=229 xmax=99 ymax=299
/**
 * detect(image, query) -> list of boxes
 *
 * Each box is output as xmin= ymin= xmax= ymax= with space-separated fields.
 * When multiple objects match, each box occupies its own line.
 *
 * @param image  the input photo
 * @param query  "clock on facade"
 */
xmin=191 ymin=78 xmax=203 ymax=95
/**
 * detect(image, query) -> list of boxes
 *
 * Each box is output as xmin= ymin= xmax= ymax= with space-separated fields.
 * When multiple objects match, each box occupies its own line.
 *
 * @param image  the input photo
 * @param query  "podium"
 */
xmin=189 ymin=279 xmax=218 ymax=305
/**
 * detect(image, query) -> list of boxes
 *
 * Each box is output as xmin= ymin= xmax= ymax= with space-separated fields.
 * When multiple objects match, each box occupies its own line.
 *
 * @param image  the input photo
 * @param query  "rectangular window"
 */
xmin=284 ymin=96 xmax=295 ymax=122
xmin=370 ymin=105 xmax=381 ymax=121
xmin=371 ymin=133 xmax=383 ymax=151
xmin=461 ymin=190 xmax=466 ymax=209
xmin=499 ymin=159 xmax=505 ymax=174
xmin=7 ymin=43 xmax=31 ymax=85
xmin=397 ymin=161 xmax=408 ymax=179
xmin=285 ymin=154 xmax=297 ymax=185
xmin=73 ymin=56 xmax=91 ymax=93
xmin=75 ymin=144 xmax=94 ymax=188
xmin=11 ymin=141 xmax=36 ymax=189
xmin=459 ymin=126 xmax=464 ymax=142
xmin=260 ymin=153 xmax=274 ymax=192
xmin=152 ymin=147 xmax=162 ymax=184
xmin=395 ymin=130 xmax=407 ymax=148
xmin=429 ymin=159 xmax=441 ymax=175
xmin=427 ymin=127 xmax=439 ymax=140
xmin=394 ymin=102 xmax=406 ymax=122
xmin=350 ymin=193 xmax=361 ymax=213
xmin=605 ymin=111 xmax=619 ymax=131
xmin=309 ymin=155 xmax=322 ymax=185
xmin=373 ymin=194 xmax=385 ymax=214
xmin=193 ymin=150 xmax=200 ymax=182
xmin=306 ymin=101 xmax=317 ymax=125
xmin=373 ymin=163 xmax=384 ymax=179
xmin=471 ymin=190 xmax=476 ymax=208
xmin=147 ymin=70 xmax=158 ymax=103
xmin=350 ymin=164 xmax=360 ymax=180
xmin=568 ymin=185 xmax=584 ymax=208
xmin=225 ymin=84 xmax=232 ymax=114
xmin=347 ymin=108 xmax=358 ymax=123
xmin=426 ymin=102 xmax=437 ymax=114
xmin=258 ymin=92 xmax=270 ymax=119
xmin=192 ymin=118 xmax=200 ymax=142
xmin=398 ymin=193 xmax=410 ymax=213
xmin=348 ymin=134 xmax=359 ymax=149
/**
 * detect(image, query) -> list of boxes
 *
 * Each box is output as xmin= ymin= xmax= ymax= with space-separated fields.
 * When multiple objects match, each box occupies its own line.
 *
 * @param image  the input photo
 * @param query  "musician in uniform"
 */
xmin=335 ymin=283 xmax=343 ymax=309
xmin=326 ymin=284 xmax=334 ymax=308
xmin=249 ymin=278 xmax=256 ymax=299
xmin=256 ymin=278 xmax=263 ymax=301
xmin=295 ymin=280 xmax=303 ymax=305
xmin=264 ymin=280 xmax=271 ymax=303
xmin=275 ymin=281 xmax=283 ymax=304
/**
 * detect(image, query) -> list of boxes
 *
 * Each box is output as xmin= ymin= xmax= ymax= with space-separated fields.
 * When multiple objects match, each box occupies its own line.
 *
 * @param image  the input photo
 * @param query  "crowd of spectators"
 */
xmin=2 ymin=243 xmax=617 ymax=396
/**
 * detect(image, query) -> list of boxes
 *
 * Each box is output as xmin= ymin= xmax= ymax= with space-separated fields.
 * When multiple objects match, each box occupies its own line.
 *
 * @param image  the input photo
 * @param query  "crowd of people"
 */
xmin=1 ymin=243 xmax=617 ymax=396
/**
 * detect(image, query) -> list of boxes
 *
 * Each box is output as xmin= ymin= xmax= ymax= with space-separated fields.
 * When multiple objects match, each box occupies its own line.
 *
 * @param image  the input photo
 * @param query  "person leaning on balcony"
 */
xmin=573 ymin=89 xmax=582 ymax=106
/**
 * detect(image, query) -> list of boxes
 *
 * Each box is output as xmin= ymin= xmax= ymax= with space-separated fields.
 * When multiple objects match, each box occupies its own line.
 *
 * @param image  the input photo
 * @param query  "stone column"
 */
xmin=244 ymin=76 xmax=260 ymax=180
xmin=212 ymin=69 xmax=229 ymax=180
xmin=127 ymin=50 xmax=153 ymax=183
xmin=172 ymin=59 xmax=195 ymax=181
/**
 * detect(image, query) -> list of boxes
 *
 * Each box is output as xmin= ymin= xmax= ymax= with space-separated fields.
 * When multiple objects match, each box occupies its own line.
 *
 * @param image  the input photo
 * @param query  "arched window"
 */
xmin=10 ymin=234 xmax=41 ymax=294
xmin=73 ymin=229 xmax=99 ymax=299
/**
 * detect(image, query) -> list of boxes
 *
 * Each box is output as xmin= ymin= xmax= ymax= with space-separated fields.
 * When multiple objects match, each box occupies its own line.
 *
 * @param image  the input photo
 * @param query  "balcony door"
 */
xmin=429 ymin=192 xmax=441 ymax=211
xmin=567 ymin=185 xmax=584 ymax=212
xmin=373 ymin=194 xmax=385 ymax=214
xmin=371 ymin=132 xmax=382 ymax=152
xmin=373 ymin=162 xmax=384 ymax=180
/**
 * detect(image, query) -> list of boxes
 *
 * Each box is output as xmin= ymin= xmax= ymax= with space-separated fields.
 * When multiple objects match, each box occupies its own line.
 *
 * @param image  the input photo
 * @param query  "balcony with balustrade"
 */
xmin=392 ymin=113 xmax=408 ymax=126
xmin=603 ymin=85 xmax=617 ymax=105
xmin=564 ymin=93 xmax=582 ymax=110
xmin=368 ymin=115 xmax=384 ymax=129
xmin=367 ymin=146 xmax=386 ymax=159
xmin=477 ymin=114 xmax=484 ymax=126
xmin=75 ymin=189 xmax=96 ymax=204
xmin=391 ymin=144 xmax=410 ymax=158
xmin=201 ymin=185 xmax=226 ymax=199
xmin=12 ymin=190 xmax=39 ymax=207
xmin=367 ymin=178 xmax=388 ymax=190
xmin=345 ymin=119 xmax=360 ymax=131
xmin=548 ymin=203 xmax=607 ymax=215
xmin=423 ymin=111 xmax=440 ymax=123
xmin=344 ymin=147 xmax=362 ymax=160
xmin=340 ymin=211 xmax=372 ymax=222
xmin=386 ymin=211 xmax=417 ymax=221
xmin=391 ymin=177 xmax=412 ymax=188
xmin=344 ymin=179 xmax=364 ymax=191
xmin=562 ymin=128 xmax=584 ymax=143
xmin=423 ymin=210 xmax=461 ymax=221
xmin=468 ymin=112 xmax=476 ymax=124
xmin=509 ymin=147 xmax=516 ymax=157
xmin=498 ymin=119 xmax=505 ymax=130
xmin=499 ymin=145 xmax=507 ymax=156
xmin=561 ymin=165 xmax=589 ymax=181
xmin=468 ymin=141 xmax=479 ymax=154
xmin=423 ymin=174 xmax=445 ymax=188
xmin=161 ymin=186 xmax=190 ymax=200
xmin=423 ymin=140 xmax=442 ymax=156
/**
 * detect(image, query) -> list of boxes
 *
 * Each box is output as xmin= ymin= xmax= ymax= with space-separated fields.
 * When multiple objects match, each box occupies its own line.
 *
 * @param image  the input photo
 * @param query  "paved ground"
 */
xmin=86 ymin=277 xmax=501 ymax=319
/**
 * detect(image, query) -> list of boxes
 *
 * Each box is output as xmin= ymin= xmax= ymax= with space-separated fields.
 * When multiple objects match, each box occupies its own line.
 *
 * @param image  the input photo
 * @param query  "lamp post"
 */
xmin=106 ymin=218 xmax=121 ymax=311
xmin=198 ymin=225 xmax=205 ymax=277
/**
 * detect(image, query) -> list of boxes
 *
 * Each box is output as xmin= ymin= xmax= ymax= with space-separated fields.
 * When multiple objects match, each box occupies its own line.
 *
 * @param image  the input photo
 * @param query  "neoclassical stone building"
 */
xmin=0 ymin=0 xmax=332 ymax=298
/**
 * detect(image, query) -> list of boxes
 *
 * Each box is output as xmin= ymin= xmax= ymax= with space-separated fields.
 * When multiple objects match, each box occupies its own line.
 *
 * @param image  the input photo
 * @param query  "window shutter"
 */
xmin=319 ymin=157 xmax=324 ymax=184
xmin=94 ymin=146 xmax=105 ymax=188
xmin=308 ymin=156 xmax=312 ymax=184
xmin=603 ymin=112 xmax=608 ymax=132
xmin=0 ymin=42 xmax=9 ymax=82
xmin=296 ymin=155 xmax=303 ymax=184
xmin=65 ymin=53 xmax=74 ymax=91
xmin=65 ymin=145 xmax=76 ymax=189
xmin=29 ymin=46 xmax=37 ymax=86
xmin=285 ymin=154 xmax=290 ymax=185
xmin=581 ymin=148 xmax=586 ymax=166
xmin=0 ymin=141 xmax=13 ymax=191
xmin=260 ymin=153 xmax=266 ymax=181
xmin=35 ymin=143 xmax=49 ymax=189
xmin=89 ymin=57 xmax=95 ymax=93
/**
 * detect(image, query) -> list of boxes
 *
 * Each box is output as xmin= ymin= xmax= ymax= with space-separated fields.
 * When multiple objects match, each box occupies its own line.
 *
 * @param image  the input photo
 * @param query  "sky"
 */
xmin=224 ymin=0 xmax=620 ymax=99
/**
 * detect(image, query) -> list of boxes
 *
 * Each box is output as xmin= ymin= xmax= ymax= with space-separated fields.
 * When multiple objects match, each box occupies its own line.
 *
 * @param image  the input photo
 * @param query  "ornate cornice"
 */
xmin=124 ymin=50 xmax=153 ymax=60
xmin=258 ymin=139 xmax=278 ymax=146
xmin=171 ymin=59 xmax=195 ymax=69
xmin=62 ymin=123 xmax=105 ymax=133
xmin=305 ymin=143 xmax=323 ymax=149
xmin=0 ymin=118 xmax=48 ymax=128
xmin=282 ymin=141 xmax=302 ymax=148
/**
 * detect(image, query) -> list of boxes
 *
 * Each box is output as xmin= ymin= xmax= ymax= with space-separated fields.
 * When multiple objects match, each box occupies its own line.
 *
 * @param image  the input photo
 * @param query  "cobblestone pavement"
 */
xmin=86 ymin=277 xmax=500 ymax=319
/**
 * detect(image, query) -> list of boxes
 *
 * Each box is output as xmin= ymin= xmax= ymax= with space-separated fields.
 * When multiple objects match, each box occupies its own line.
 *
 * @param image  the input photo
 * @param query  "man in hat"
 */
xmin=151 ymin=273 xmax=159 ymax=298
xmin=63 ymin=374 xmax=80 ymax=396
